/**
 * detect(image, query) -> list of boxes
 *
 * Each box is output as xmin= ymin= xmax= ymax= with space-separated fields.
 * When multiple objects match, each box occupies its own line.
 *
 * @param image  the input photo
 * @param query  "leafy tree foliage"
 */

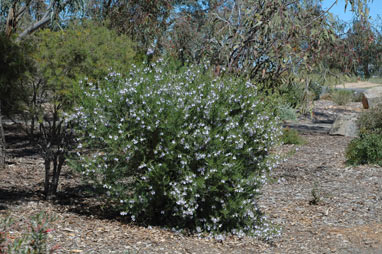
xmin=33 ymin=21 xmax=135 ymax=87
xmin=200 ymin=1 xmax=336 ymax=84
xmin=321 ymin=16 xmax=382 ymax=78
xmin=29 ymin=21 xmax=136 ymax=198
xmin=346 ymin=18 xmax=382 ymax=78
xmin=85 ymin=0 xmax=185 ymax=54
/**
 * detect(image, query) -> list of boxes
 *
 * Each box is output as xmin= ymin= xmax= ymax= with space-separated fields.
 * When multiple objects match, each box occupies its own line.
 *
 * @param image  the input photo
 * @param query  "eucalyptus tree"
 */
xmin=198 ymin=1 xmax=329 ymax=83
xmin=0 ymin=0 xmax=86 ymax=39
xmin=198 ymin=0 xmax=372 ymax=82
xmin=345 ymin=18 xmax=382 ymax=78
xmin=84 ymin=0 xmax=189 ymax=55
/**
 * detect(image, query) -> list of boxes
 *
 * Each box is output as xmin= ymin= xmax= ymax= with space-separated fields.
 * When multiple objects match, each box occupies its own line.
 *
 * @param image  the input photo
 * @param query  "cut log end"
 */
xmin=362 ymin=94 xmax=369 ymax=109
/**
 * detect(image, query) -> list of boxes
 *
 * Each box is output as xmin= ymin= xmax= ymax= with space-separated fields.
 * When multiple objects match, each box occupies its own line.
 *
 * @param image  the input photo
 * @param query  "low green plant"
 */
xmin=346 ymin=133 xmax=382 ymax=166
xmin=308 ymin=81 xmax=324 ymax=101
xmin=278 ymin=82 xmax=305 ymax=108
xmin=358 ymin=105 xmax=382 ymax=134
xmin=281 ymin=128 xmax=305 ymax=145
xmin=309 ymin=183 xmax=321 ymax=205
xmin=330 ymin=89 xmax=356 ymax=105
xmin=345 ymin=104 xmax=382 ymax=166
xmin=70 ymin=59 xmax=283 ymax=238
xmin=278 ymin=104 xmax=298 ymax=121
xmin=0 ymin=212 xmax=58 ymax=254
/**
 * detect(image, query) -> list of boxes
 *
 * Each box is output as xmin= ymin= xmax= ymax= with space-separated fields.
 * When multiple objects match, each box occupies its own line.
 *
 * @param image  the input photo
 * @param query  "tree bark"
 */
xmin=44 ymin=157 xmax=51 ymax=198
xmin=363 ymin=62 xmax=370 ymax=79
xmin=17 ymin=15 xmax=51 ymax=41
xmin=16 ymin=0 xmax=55 ymax=41
xmin=0 ymin=103 xmax=6 ymax=169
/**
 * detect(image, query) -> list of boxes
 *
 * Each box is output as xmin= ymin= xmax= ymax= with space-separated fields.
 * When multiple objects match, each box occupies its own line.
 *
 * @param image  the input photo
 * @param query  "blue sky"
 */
xmin=321 ymin=0 xmax=382 ymax=23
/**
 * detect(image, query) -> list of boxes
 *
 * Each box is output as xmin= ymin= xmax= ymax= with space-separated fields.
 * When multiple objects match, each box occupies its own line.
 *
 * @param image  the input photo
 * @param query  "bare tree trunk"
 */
xmin=40 ymin=109 xmax=75 ymax=199
xmin=364 ymin=61 xmax=371 ymax=79
xmin=5 ymin=3 xmax=16 ymax=37
xmin=0 ymin=103 xmax=6 ymax=169
xmin=44 ymin=157 xmax=52 ymax=198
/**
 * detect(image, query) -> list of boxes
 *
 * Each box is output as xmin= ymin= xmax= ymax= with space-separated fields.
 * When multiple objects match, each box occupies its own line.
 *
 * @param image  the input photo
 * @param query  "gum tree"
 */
xmin=204 ymin=0 xmax=374 ymax=83
xmin=160 ymin=0 xmax=373 ymax=84
xmin=0 ymin=0 xmax=86 ymax=39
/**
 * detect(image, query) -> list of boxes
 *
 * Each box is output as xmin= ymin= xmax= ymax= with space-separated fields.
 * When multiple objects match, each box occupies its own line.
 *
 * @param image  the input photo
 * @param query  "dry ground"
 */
xmin=1 ymin=123 xmax=382 ymax=253
xmin=335 ymin=81 xmax=382 ymax=89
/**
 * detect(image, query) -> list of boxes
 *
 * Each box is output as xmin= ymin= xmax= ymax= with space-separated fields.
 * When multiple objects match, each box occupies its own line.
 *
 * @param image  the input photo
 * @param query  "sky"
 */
xmin=321 ymin=0 xmax=382 ymax=24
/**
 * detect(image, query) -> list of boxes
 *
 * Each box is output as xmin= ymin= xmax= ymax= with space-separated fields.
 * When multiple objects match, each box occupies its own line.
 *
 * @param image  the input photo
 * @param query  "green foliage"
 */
xmin=0 ymin=33 xmax=33 ymax=115
xmin=358 ymin=104 xmax=382 ymax=134
xmin=358 ymin=105 xmax=382 ymax=134
xmin=346 ymin=133 xmax=382 ymax=166
xmin=346 ymin=19 xmax=381 ymax=78
xmin=34 ymin=21 xmax=136 ymax=87
xmin=281 ymin=128 xmax=306 ymax=145
xmin=278 ymin=82 xmax=305 ymax=108
xmin=277 ymin=104 xmax=298 ymax=122
xmin=308 ymin=80 xmax=324 ymax=101
xmin=0 ymin=212 xmax=58 ymax=254
xmin=346 ymin=104 xmax=382 ymax=165
xmin=70 ymin=59 xmax=282 ymax=238
xmin=325 ymin=17 xmax=382 ymax=78
xmin=277 ymin=78 xmax=321 ymax=115
xmin=207 ymin=0 xmax=337 ymax=84
xmin=309 ymin=182 xmax=321 ymax=205
xmin=89 ymin=1 xmax=181 ymax=53
xmin=330 ymin=89 xmax=357 ymax=105
xmin=22 ymin=21 xmax=134 ymax=198
xmin=23 ymin=21 xmax=136 ymax=126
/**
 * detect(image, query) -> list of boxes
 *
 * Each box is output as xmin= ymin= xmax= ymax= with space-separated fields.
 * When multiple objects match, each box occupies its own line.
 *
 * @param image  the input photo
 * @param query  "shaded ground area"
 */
xmin=1 ymin=123 xmax=382 ymax=253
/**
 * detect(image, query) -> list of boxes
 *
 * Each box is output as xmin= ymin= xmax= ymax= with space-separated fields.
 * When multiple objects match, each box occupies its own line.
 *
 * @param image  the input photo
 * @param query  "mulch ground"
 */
xmin=1 ymin=122 xmax=382 ymax=253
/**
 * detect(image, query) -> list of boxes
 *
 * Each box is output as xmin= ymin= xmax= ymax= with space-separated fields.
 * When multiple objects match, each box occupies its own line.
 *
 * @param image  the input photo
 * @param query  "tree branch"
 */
xmin=17 ymin=15 xmax=50 ymax=40
xmin=17 ymin=0 xmax=72 ymax=41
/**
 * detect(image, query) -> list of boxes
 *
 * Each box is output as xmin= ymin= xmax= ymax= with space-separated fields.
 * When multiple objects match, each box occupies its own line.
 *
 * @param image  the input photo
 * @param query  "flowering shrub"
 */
xmin=70 ymin=60 xmax=282 ymax=238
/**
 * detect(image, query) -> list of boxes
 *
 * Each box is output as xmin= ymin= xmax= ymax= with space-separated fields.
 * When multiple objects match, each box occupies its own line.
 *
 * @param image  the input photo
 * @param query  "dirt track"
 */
xmin=335 ymin=81 xmax=381 ymax=89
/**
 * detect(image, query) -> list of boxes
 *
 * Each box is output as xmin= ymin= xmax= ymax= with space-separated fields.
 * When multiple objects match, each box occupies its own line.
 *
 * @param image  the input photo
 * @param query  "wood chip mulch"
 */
xmin=1 ymin=126 xmax=382 ymax=253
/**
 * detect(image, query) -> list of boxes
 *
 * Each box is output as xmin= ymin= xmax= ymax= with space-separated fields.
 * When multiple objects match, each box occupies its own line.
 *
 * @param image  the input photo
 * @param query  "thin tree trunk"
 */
xmin=5 ymin=4 xmax=16 ymax=37
xmin=364 ymin=62 xmax=370 ymax=79
xmin=0 ymin=103 xmax=6 ymax=169
xmin=52 ymin=154 xmax=65 ymax=196
xmin=44 ymin=157 xmax=51 ymax=199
